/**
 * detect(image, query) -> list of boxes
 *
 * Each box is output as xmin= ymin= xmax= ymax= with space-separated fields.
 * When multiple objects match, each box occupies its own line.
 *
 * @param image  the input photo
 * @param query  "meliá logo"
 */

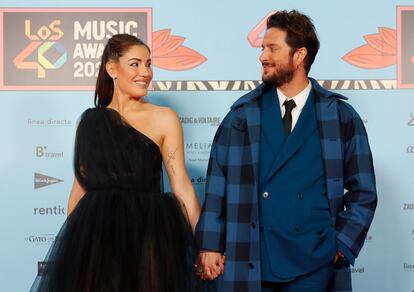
xmin=36 ymin=146 xmax=63 ymax=158
xmin=34 ymin=172 xmax=63 ymax=189
xmin=185 ymin=141 xmax=212 ymax=151
xmin=25 ymin=234 xmax=55 ymax=245
xmin=13 ymin=19 xmax=67 ymax=78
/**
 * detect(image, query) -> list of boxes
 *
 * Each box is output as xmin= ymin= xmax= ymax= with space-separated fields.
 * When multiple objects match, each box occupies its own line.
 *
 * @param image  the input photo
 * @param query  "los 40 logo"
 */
xmin=0 ymin=8 xmax=152 ymax=90
xmin=13 ymin=19 xmax=66 ymax=78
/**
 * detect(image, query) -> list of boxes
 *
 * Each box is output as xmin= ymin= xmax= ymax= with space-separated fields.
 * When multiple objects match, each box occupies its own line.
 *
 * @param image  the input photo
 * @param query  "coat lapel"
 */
xmin=261 ymin=86 xmax=285 ymax=157
xmin=264 ymin=89 xmax=317 ymax=182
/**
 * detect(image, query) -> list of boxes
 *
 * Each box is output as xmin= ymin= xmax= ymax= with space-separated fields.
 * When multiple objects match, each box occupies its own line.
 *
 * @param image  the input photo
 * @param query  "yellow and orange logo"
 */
xmin=13 ymin=20 xmax=67 ymax=78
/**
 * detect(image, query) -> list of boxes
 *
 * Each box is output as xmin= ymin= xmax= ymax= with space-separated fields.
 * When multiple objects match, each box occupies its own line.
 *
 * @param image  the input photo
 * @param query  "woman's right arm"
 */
xmin=67 ymin=177 xmax=86 ymax=216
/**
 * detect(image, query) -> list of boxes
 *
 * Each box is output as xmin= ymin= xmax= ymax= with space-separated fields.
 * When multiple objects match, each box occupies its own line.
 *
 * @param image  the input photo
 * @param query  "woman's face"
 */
xmin=109 ymin=45 xmax=152 ymax=99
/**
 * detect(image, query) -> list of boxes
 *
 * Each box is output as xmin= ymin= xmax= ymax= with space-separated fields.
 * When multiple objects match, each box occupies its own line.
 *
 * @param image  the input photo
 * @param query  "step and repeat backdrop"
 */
xmin=0 ymin=1 xmax=413 ymax=291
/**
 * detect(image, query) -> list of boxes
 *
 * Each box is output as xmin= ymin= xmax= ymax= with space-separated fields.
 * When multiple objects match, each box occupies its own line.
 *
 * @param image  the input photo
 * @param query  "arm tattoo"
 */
xmin=167 ymin=148 xmax=178 ymax=176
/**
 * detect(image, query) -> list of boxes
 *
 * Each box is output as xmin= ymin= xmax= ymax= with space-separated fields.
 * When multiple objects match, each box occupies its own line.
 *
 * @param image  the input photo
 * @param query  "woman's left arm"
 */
xmin=160 ymin=108 xmax=200 ymax=232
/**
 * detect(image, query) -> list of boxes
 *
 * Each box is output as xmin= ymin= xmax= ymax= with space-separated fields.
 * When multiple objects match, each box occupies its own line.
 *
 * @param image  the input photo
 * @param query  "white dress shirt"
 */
xmin=277 ymin=80 xmax=312 ymax=132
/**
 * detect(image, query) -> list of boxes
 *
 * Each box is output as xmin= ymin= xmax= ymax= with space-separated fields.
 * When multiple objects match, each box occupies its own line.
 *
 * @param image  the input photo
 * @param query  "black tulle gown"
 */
xmin=31 ymin=107 xmax=198 ymax=292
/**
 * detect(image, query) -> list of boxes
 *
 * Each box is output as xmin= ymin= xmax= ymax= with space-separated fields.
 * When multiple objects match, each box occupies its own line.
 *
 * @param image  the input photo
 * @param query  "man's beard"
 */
xmin=262 ymin=58 xmax=295 ymax=87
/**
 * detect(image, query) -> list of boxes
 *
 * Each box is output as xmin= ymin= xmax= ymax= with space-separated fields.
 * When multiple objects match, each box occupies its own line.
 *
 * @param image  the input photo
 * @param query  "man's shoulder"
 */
xmin=230 ymin=82 xmax=269 ymax=109
xmin=336 ymin=98 xmax=363 ymax=122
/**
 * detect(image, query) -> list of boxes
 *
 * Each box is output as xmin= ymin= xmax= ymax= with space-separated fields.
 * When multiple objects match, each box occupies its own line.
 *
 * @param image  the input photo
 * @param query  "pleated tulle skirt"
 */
xmin=31 ymin=190 xmax=200 ymax=292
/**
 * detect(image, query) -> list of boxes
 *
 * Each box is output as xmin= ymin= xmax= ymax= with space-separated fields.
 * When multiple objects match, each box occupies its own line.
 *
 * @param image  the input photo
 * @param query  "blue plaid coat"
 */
xmin=195 ymin=78 xmax=377 ymax=292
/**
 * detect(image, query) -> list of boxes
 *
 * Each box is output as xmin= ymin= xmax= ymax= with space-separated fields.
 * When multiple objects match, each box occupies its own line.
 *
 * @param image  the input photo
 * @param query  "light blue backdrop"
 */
xmin=0 ymin=0 xmax=413 ymax=291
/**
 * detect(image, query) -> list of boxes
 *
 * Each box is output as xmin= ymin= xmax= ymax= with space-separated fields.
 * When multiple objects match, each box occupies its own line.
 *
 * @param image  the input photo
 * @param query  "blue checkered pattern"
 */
xmin=195 ymin=78 xmax=377 ymax=292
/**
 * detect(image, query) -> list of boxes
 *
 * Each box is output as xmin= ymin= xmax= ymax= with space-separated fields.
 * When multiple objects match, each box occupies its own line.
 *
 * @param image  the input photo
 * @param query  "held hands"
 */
xmin=196 ymin=251 xmax=225 ymax=280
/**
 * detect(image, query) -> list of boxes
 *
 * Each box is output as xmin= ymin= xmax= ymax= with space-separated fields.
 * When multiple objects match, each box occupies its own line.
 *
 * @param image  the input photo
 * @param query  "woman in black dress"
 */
xmin=31 ymin=34 xmax=201 ymax=292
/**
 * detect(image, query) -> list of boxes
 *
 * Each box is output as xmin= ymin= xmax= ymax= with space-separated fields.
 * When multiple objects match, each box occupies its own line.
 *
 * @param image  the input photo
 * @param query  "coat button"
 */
xmin=295 ymin=225 xmax=300 ymax=232
xmin=251 ymin=222 xmax=256 ymax=228
xmin=298 ymin=193 xmax=303 ymax=199
xmin=249 ymin=263 xmax=254 ymax=269
xmin=262 ymin=191 xmax=269 ymax=198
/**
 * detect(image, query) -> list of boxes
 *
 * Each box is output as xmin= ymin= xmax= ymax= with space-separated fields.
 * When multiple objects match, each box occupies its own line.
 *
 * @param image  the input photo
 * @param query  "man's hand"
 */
xmin=196 ymin=251 xmax=225 ymax=280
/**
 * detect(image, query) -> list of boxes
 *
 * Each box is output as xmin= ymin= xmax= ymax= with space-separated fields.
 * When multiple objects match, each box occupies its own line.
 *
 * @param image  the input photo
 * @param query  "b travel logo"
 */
xmin=351 ymin=266 xmax=365 ymax=274
xmin=0 ymin=8 xmax=152 ymax=90
xmin=34 ymin=172 xmax=63 ymax=189
xmin=36 ymin=146 xmax=63 ymax=158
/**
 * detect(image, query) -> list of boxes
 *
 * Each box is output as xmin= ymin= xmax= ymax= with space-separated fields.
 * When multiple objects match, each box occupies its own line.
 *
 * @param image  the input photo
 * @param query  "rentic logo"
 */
xmin=13 ymin=19 xmax=67 ymax=78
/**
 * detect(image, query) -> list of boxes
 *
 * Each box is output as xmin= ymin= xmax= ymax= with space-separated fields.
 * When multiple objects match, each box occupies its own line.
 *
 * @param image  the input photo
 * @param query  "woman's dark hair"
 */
xmin=267 ymin=10 xmax=319 ymax=74
xmin=94 ymin=34 xmax=151 ymax=107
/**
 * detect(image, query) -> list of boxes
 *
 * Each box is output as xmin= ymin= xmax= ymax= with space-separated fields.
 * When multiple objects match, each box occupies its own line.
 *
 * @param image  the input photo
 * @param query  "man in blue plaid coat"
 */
xmin=195 ymin=10 xmax=377 ymax=292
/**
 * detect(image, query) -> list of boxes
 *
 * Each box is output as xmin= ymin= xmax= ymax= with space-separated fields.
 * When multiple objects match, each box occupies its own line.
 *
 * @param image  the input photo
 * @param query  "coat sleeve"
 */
xmin=195 ymin=114 xmax=232 ymax=253
xmin=336 ymin=101 xmax=377 ymax=264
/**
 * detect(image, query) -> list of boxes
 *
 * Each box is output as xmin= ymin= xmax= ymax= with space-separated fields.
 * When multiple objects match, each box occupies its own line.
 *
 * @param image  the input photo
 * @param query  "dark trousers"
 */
xmin=262 ymin=262 xmax=334 ymax=292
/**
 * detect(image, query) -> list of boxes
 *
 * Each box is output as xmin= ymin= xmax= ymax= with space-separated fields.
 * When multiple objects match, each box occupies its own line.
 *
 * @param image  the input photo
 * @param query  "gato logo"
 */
xmin=13 ymin=19 xmax=67 ymax=78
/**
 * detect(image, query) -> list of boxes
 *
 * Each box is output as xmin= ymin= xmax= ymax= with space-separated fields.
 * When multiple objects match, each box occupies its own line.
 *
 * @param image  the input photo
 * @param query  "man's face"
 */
xmin=260 ymin=27 xmax=296 ymax=87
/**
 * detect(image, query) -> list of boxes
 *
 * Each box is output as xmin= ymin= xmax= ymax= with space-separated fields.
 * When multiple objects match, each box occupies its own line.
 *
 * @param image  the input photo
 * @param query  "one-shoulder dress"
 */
xmin=31 ymin=107 xmax=198 ymax=292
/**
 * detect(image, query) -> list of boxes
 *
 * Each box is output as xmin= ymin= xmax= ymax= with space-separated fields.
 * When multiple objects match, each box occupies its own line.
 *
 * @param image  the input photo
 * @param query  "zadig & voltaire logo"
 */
xmin=34 ymin=172 xmax=63 ymax=189
xmin=180 ymin=116 xmax=221 ymax=127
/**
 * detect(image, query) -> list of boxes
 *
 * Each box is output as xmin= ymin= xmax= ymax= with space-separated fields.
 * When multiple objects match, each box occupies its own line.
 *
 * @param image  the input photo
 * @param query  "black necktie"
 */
xmin=283 ymin=99 xmax=296 ymax=137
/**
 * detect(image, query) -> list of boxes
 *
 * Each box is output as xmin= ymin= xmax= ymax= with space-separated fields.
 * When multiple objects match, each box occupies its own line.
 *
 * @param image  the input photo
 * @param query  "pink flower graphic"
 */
xmin=342 ymin=27 xmax=397 ymax=69
xmin=152 ymin=29 xmax=207 ymax=70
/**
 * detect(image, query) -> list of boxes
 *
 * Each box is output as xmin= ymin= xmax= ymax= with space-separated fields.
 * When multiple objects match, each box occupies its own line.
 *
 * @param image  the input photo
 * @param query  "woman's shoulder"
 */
xmin=145 ymin=104 xmax=179 ymax=123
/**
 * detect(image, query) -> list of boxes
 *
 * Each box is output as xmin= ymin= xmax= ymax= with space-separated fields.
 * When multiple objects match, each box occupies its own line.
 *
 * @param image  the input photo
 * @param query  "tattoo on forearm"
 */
xmin=167 ymin=148 xmax=178 ymax=176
